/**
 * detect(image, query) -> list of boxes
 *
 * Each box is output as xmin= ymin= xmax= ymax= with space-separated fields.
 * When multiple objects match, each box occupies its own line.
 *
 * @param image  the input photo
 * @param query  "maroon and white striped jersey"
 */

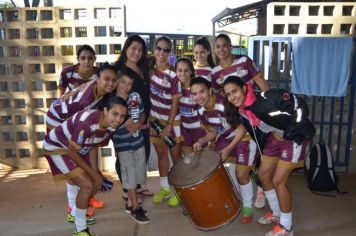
xmin=59 ymin=64 xmax=99 ymax=92
xmin=194 ymin=65 xmax=213 ymax=82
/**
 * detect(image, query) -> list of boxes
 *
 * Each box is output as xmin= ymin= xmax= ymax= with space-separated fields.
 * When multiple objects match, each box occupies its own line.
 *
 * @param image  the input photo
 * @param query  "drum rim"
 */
xmin=168 ymin=160 xmax=222 ymax=188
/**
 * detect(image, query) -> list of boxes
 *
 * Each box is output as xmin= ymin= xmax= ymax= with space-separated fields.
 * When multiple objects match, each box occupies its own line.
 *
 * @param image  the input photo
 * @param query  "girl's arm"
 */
xmin=252 ymin=72 xmax=269 ymax=91
xmin=220 ymin=124 xmax=247 ymax=161
xmin=160 ymin=95 xmax=180 ymax=138
xmin=193 ymin=126 xmax=217 ymax=152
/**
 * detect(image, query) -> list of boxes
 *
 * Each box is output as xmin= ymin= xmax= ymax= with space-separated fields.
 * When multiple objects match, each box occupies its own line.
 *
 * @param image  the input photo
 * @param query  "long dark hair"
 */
xmin=214 ymin=33 xmax=232 ymax=66
xmin=116 ymin=35 xmax=148 ymax=70
xmin=194 ymin=37 xmax=215 ymax=68
xmin=222 ymin=76 xmax=246 ymax=129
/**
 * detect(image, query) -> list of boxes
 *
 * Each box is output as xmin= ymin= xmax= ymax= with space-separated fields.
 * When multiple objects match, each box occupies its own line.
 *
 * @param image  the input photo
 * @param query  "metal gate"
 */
xmin=248 ymin=36 xmax=356 ymax=173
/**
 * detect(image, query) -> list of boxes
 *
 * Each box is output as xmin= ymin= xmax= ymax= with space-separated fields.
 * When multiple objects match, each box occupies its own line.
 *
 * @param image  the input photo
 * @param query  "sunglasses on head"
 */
xmin=155 ymin=46 xmax=171 ymax=53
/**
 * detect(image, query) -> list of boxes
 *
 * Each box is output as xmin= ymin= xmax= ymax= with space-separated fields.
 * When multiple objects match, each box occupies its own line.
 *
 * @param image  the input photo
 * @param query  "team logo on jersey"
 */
xmin=77 ymin=130 xmax=84 ymax=144
xmin=77 ymin=146 xmax=91 ymax=155
xmin=162 ymin=76 xmax=170 ymax=86
xmin=180 ymin=107 xmax=194 ymax=117
xmin=150 ymin=86 xmax=163 ymax=96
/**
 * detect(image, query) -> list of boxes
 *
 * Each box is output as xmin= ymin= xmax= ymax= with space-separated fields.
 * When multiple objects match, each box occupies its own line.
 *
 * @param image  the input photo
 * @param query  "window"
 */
xmin=321 ymin=24 xmax=333 ymax=34
xmin=323 ymin=6 xmax=334 ymax=16
xmin=15 ymin=115 xmax=26 ymax=125
xmin=26 ymin=10 xmax=38 ymax=20
xmin=101 ymin=148 xmax=112 ymax=157
xmin=340 ymin=24 xmax=351 ymax=34
xmin=0 ymin=28 xmax=5 ymax=40
xmin=42 ymin=46 xmax=55 ymax=56
xmin=96 ymin=44 xmax=107 ymax=55
xmin=95 ymin=8 xmax=106 ymax=19
xmin=45 ymin=81 xmax=57 ymax=91
xmin=14 ymin=99 xmax=26 ymax=108
xmin=0 ymin=47 xmax=6 ymax=57
xmin=61 ymin=45 xmax=73 ymax=55
xmin=1 ymin=115 xmax=12 ymax=124
xmin=8 ymin=29 xmax=20 ymax=39
xmin=309 ymin=6 xmax=319 ymax=16
xmin=0 ymin=100 xmax=11 ymax=109
xmin=274 ymin=6 xmax=285 ymax=16
xmin=17 ymin=132 xmax=28 ymax=141
xmin=40 ymin=10 xmax=53 ymax=20
xmin=289 ymin=6 xmax=300 ymax=16
xmin=19 ymin=149 xmax=30 ymax=158
xmin=273 ymin=24 xmax=285 ymax=34
xmin=33 ymin=98 xmax=44 ymax=108
xmin=36 ymin=149 xmax=43 ymax=157
xmin=288 ymin=24 xmax=299 ymax=34
xmin=9 ymin=46 xmax=21 ymax=57
xmin=5 ymin=149 xmax=16 ymax=158
xmin=35 ymin=132 xmax=45 ymax=141
xmin=109 ymin=26 xmax=122 ymax=36
xmin=11 ymin=64 xmax=23 ymax=74
xmin=12 ymin=81 xmax=26 ymax=92
xmin=95 ymin=26 xmax=107 ymax=37
xmin=6 ymin=11 xmax=19 ymax=21
xmin=27 ymin=28 xmax=39 ymax=39
xmin=0 ymin=64 xmax=8 ymax=75
xmin=110 ymin=44 xmax=121 ymax=54
xmin=28 ymin=46 xmax=40 ymax=56
xmin=29 ymin=64 xmax=41 ymax=73
xmin=46 ymin=98 xmax=56 ymax=108
xmin=60 ymin=27 xmax=72 ymax=37
xmin=44 ymin=64 xmax=56 ymax=74
xmin=75 ymin=27 xmax=87 ymax=37
xmin=307 ymin=24 xmax=318 ymax=34
xmin=60 ymin=9 xmax=72 ymax=20
xmin=41 ymin=28 xmax=53 ymax=39
xmin=109 ymin=8 xmax=120 ymax=19
xmin=2 ymin=132 xmax=15 ymax=141
xmin=33 ymin=115 xmax=45 ymax=124
xmin=0 ymin=82 xmax=8 ymax=91
xmin=75 ymin=9 xmax=87 ymax=20
xmin=342 ymin=6 xmax=353 ymax=16
xmin=32 ymin=81 xmax=43 ymax=91
xmin=0 ymin=11 xmax=4 ymax=22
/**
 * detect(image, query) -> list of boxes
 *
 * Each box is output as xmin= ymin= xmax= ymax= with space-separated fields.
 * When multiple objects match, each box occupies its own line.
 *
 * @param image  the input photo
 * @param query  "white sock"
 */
xmin=280 ymin=211 xmax=292 ymax=231
xmin=160 ymin=177 xmax=169 ymax=189
xmin=74 ymin=207 xmax=87 ymax=232
xmin=265 ymin=189 xmax=281 ymax=217
xmin=66 ymin=183 xmax=79 ymax=212
xmin=257 ymin=186 xmax=264 ymax=194
xmin=240 ymin=180 xmax=253 ymax=208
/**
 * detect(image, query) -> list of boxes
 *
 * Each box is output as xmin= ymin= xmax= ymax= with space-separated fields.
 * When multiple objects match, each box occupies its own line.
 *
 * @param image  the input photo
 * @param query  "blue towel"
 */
xmin=291 ymin=37 xmax=353 ymax=97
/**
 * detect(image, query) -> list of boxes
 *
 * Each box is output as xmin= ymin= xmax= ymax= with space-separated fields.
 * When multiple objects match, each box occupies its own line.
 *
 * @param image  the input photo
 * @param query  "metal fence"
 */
xmin=248 ymin=36 xmax=356 ymax=173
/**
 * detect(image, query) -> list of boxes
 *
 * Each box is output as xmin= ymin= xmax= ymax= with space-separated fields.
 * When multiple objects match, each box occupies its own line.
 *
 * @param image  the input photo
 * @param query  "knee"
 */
xmin=79 ymin=181 xmax=94 ymax=195
xmin=236 ymin=171 xmax=250 ymax=185
xmin=272 ymin=177 xmax=285 ymax=189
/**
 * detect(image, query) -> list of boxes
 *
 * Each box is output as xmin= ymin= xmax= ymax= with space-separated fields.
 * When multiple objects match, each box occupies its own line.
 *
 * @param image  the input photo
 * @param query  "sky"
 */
xmin=11 ymin=0 xmax=259 ymax=35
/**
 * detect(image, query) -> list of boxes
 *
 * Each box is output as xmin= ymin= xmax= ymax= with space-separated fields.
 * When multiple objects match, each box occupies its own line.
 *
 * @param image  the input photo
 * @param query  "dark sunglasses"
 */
xmin=155 ymin=46 xmax=171 ymax=53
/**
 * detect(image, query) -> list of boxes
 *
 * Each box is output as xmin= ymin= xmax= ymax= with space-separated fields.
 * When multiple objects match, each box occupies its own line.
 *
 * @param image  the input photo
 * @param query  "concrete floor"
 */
xmin=0 ymin=168 xmax=355 ymax=236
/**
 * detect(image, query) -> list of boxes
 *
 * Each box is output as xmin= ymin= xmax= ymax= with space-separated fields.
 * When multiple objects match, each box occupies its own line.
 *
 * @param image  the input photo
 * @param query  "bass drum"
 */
xmin=168 ymin=150 xmax=240 ymax=230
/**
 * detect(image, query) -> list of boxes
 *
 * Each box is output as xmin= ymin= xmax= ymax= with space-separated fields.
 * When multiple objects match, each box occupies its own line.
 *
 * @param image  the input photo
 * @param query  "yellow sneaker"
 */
xmin=153 ymin=187 xmax=170 ymax=204
xmin=167 ymin=194 xmax=179 ymax=207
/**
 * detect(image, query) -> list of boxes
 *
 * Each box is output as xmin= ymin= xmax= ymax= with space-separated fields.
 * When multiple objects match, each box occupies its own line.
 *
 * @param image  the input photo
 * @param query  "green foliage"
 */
xmin=0 ymin=2 xmax=15 ymax=9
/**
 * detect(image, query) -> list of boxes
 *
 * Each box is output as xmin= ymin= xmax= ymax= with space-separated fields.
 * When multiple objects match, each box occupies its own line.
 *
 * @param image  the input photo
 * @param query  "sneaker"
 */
xmin=67 ymin=206 xmax=94 ymax=217
xmin=265 ymin=224 xmax=294 ymax=236
xmin=167 ymin=194 xmax=179 ymax=207
xmin=130 ymin=207 xmax=150 ymax=224
xmin=239 ymin=207 xmax=253 ymax=224
xmin=89 ymin=197 xmax=104 ymax=209
xmin=67 ymin=214 xmax=96 ymax=225
xmin=125 ymin=204 xmax=147 ymax=215
xmin=73 ymin=227 xmax=97 ymax=236
xmin=257 ymin=212 xmax=280 ymax=225
xmin=153 ymin=187 xmax=170 ymax=204
xmin=254 ymin=191 xmax=266 ymax=209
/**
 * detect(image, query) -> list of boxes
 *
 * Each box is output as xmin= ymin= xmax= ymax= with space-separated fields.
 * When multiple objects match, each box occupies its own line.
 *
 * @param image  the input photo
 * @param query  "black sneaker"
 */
xmin=130 ymin=207 xmax=150 ymax=224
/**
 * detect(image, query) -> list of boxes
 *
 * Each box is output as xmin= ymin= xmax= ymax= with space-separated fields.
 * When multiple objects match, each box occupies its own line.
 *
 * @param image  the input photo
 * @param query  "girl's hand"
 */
xmin=193 ymin=140 xmax=203 ymax=152
xmin=160 ymin=124 xmax=172 ymax=138
xmin=220 ymin=146 xmax=232 ymax=162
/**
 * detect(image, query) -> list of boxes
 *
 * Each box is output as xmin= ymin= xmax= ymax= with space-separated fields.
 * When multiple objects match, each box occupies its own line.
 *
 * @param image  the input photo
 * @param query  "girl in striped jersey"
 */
xmin=149 ymin=36 xmax=182 ymax=207
xmin=212 ymin=33 xmax=268 ymax=94
xmin=58 ymin=45 xmax=99 ymax=96
xmin=193 ymin=37 xmax=215 ymax=83
xmin=43 ymin=96 xmax=128 ymax=236
xmin=175 ymin=57 xmax=207 ymax=156
xmin=190 ymin=77 xmax=258 ymax=224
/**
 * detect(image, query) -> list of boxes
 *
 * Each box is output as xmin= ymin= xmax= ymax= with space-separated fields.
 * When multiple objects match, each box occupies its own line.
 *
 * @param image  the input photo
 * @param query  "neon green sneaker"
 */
xmin=239 ymin=207 xmax=253 ymax=224
xmin=153 ymin=187 xmax=170 ymax=204
xmin=67 ymin=214 xmax=96 ymax=225
xmin=167 ymin=194 xmax=179 ymax=207
xmin=73 ymin=227 xmax=97 ymax=236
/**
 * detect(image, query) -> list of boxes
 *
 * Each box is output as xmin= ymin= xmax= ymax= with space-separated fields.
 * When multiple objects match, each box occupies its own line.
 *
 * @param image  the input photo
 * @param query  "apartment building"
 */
xmin=267 ymin=1 xmax=356 ymax=36
xmin=0 ymin=4 xmax=126 ymax=169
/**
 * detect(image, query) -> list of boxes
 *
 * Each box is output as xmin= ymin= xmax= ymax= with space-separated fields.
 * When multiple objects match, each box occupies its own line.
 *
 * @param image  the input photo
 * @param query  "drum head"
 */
xmin=169 ymin=150 xmax=221 ymax=187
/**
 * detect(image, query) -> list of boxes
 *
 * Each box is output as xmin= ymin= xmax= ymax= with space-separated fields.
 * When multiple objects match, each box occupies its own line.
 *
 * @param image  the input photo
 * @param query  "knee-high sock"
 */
xmin=74 ymin=207 xmax=87 ymax=232
xmin=280 ymin=211 xmax=292 ymax=230
xmin=265 ymin=188 xmax=281 ymax=217
xmin=240 ymin=180 xmax=253 ymax=208
xmin=67 ymin=183 xmax=79 ymax=212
